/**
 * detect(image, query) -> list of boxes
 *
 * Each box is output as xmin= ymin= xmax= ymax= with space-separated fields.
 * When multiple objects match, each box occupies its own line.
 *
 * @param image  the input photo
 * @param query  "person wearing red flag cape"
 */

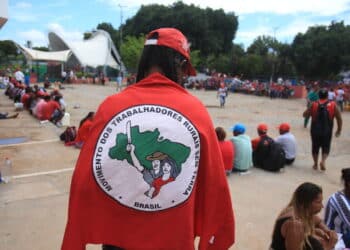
xmin=61 ymin=27 xmax=235 ymax=250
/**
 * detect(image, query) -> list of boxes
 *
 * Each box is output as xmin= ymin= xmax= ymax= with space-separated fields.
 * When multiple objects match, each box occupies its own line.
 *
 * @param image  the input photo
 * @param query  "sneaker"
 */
xmin=40 ymin=120 xmax=49 ymax=124
xmin=56 ymin=121 xmax=63 ymax=127
xmin=239 ymin=170 xmax=251 ymax=176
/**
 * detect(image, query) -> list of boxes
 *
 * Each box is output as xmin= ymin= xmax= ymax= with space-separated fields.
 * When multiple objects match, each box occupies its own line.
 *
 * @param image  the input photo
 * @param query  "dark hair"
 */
xmin=136 ymin=32 xmax=186 ymax=83
xmin=290 ymin=182 xmax=322 ymax=212
xmin=341 ymin=168 xmax=350 ymax=184
xmin=318 ymin=88 xmax=328 ymax=99
xmin=288 ymin=182 xmax=322 ymax=250
xmin=258 ymin=130 xmax=267 ymax=136
xmin=79 ymin=112 xmax=94 ymax=128
xmin=215 ymin=127 xmax=226 ymax=141
xmin=54 ymin=95 xmax=61 ymax=102
xmin=161 ymin=157 xmax=180 ymax=178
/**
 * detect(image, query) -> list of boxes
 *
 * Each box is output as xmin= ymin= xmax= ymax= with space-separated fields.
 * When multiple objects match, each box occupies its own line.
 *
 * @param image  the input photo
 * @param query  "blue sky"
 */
xmin=1 ymin=0 xmax=350 ymax=50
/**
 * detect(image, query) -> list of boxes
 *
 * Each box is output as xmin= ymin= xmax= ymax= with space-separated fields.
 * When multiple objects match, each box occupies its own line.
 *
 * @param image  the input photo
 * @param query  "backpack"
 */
xmin=60 ymin=126 xmax=77 ymax=143
xmin=254 ymin=136 xmax=285 ymax=172
xmin=311 ymin=101 xmax=332 ymax=136
xmin=262 ymin=142 xmax=286 ymax=172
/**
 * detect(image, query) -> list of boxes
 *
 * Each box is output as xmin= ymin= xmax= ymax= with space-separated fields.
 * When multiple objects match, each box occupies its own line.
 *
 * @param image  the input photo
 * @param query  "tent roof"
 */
xmin=49 ymin=30 xmax=124 ymax=70
xmin=18 ymin=45 xmax=72 ymax=62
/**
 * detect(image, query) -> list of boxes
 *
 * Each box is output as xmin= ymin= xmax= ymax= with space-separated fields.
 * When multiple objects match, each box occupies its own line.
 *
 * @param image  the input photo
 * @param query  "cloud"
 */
xmin=235 ymin=26 xmax=272 ymax=47
xmin=223 ymin=0 xmax=350 ymax=15
xmin=14 ymin=2 xmax=32 ymax=8
xmin=10 ymin=1 xmax=36 ymax=22
xmin=11 ymin=13 xmax=37 ymax=22
xmin=18 ymin=29 xmax=47 ymax=47
xmin=53 ymin=15 xmax=73 ymax=22
xmin=47 ymin=23 xmax=83 ymax=42
xmin=98 ymin=0 xmax=350 ymax=16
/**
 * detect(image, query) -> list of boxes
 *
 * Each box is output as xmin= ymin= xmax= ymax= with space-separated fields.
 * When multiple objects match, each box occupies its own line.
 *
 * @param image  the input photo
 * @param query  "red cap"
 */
xmin=278 ymin=123 xmax=290 ymax=132
xmin=145 ymin=28 xmax=196 ymax=76
xmin=257 ymin=123 xmax=268 ymax=132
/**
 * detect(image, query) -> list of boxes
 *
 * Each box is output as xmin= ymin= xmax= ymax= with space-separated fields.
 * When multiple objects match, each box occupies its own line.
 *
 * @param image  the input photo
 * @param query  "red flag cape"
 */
xmin=62 ymin=73 xmax=235 ymax=250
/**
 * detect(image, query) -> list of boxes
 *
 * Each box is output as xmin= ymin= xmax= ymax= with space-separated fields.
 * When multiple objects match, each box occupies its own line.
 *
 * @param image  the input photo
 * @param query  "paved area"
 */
xmin=0 ymin=83 xmax=349 ymax=250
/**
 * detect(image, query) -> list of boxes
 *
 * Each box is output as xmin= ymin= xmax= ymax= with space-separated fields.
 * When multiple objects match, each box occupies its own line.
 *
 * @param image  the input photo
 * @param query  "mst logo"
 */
xmin=93 ymin=105 xmax=200 ymax=211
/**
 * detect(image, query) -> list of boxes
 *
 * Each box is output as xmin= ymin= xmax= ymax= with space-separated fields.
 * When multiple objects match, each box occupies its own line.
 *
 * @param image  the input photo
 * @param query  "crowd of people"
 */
xmin=2 ymin=28 xmax=348 ymax=250
xmin=57 ymin=28 xmax=348 ymax=249
xmin=2 ymin=72 xmax=66 ymax=126
xmin=215 ymin=121 xmax=297 ymax=175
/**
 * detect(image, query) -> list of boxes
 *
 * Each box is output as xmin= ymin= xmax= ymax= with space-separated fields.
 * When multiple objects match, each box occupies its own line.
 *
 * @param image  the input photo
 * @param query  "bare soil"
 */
xmin=0 ymin=82 xmax=349 ymax=250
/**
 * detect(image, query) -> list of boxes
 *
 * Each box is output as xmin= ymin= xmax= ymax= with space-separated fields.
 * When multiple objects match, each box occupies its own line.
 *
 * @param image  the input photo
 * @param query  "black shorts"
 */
xmin=311 ymin=132 xmax=332 ymax=155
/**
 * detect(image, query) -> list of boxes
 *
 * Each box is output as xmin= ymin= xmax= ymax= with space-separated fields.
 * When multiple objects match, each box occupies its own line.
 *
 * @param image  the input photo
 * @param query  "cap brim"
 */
xmin=186 ymin=62 xmax=196 ymax=76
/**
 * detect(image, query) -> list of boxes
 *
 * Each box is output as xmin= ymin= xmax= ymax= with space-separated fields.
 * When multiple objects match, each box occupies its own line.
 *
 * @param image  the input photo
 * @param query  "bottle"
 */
xmin=1 ymin=157 xmax=12 ymax=184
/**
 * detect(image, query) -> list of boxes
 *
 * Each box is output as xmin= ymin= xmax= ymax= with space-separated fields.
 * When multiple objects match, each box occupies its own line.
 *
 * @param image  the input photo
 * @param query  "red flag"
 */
xmin=62 ymin=73 xmax=235 ymax=250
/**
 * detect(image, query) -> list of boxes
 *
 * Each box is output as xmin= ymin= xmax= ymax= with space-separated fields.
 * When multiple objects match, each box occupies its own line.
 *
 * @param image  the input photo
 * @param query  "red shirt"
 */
xmin=42 ymin=100 xmax=60 ymax=120
xmin=62 ymin=73 xmax=235 ymax=250
xmin=74 ymin=119 xmax=93 ymax=144
xmin=310 ymin=99 xmax=336 ymax=121
xmin=21 ymin=93 xmax=30 ymax=109
xmin=218 ymin=140 xmax=234 ymax=171
xmin=251 ymin=137 xmax=261 ymax=151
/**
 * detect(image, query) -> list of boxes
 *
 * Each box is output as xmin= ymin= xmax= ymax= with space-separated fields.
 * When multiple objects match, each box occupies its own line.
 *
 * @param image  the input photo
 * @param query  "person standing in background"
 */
xmin=304 ymin=82 xmax=319 ymax=128
xmin=336 ymin=86 xmax=345 ymax=112
xmin=303 ymin=88 xmax=342 ymax=171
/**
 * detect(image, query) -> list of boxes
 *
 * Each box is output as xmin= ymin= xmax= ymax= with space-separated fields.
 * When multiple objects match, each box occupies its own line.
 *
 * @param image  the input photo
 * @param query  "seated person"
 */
xmin=44 ymin=76 xmax=51 ymax=89
xmin=271 ymin=182 xmax=338 ymax=250
xmin=275 ymin=123 xmax=297 ymax=165
xmin=229 ymin=123 xmax=252 ymax=172
xmin=21 ymin=87 xmax=32 ymax=109
xmin=32 ymin=96 xmax=47 ymax=120
xmin=251 ymin=123 xmax=274 ymax=167
xmin=66 ymin=112 xmax=95 ymax=148
xmin=215 ymin=126 xmax=235 ymax=174
xmin=324 ymin=168 xmax=350 ymax=248
xmin=0 ymin=112 xmax=19 ymax=119
xmin=41 ymin=96 xmax=63 ymax=124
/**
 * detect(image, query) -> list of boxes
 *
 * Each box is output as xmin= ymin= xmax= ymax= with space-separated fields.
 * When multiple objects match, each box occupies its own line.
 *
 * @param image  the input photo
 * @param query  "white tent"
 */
xmin=18 ymin=45 xmax=72 ymax=62
xmin=49 ymin=30 xmax=125 ymax=70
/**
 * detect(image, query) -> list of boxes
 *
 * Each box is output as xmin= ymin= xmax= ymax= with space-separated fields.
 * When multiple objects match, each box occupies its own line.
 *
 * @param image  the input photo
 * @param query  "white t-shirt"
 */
xmin=328 ymin=91 xmax=336 ymax=101
xmin=15 ymin=70 xmax=24 ymax=82
xmin=275 ymin=132 xmax=297 ymax=160
xmin=218 ymin=87 xmax=227 ymax=97
xmin=336 ymin=89 xmax=345 ymax=101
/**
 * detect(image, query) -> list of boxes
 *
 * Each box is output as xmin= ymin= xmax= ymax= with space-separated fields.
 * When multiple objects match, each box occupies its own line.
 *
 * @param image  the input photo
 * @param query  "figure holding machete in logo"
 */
xmin=126 ymin=120 xmax=166 ymax=197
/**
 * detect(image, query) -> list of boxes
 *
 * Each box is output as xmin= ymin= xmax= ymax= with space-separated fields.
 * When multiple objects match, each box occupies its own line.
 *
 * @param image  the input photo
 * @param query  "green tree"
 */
xmin=120 ymin=35 xmax=145 ymax=73
xmin=0 ymin=40 xmax=19 ymax=64
xmin=291 ymin=21 xmax=350 ymax=80
xmin=122 ymin=1 xmax=238 ymax=57
xmin=0 ymin=40 xmax=18 ymax=55
xmin=83 ymin=32 xmax=92 ymax=40
xmin=238 ymin=54 xmax=264 ymax=79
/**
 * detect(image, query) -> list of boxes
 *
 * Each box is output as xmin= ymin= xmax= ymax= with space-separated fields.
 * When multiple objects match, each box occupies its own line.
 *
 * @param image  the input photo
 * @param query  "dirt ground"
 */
xmin=0 ymin=82 xmax=349 ymax=250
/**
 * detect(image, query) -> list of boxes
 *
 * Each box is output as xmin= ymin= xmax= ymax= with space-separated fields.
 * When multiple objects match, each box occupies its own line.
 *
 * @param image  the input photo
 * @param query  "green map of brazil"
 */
xmin=109 ymin=125 xmax=191 ymax=172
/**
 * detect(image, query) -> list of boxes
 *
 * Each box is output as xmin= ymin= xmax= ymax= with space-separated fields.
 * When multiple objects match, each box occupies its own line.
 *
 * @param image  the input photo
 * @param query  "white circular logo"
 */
xmin=93 ymin=105 xmax=200 ymax=211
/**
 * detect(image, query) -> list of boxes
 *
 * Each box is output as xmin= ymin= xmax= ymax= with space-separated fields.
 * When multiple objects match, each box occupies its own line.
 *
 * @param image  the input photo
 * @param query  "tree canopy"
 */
xmin=291 ymin=21 xmax=350 ymax=80
xmin=1 ymin=2 xmax=350 ymax=81
xmin=122 ymin=1 xmax=238 ymax=57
